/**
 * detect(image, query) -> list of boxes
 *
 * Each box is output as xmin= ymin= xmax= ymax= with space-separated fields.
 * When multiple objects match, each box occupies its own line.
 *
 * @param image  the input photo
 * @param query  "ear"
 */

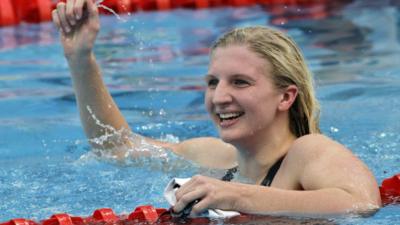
xmin=278 ymin=85 xmax=298 ymax=111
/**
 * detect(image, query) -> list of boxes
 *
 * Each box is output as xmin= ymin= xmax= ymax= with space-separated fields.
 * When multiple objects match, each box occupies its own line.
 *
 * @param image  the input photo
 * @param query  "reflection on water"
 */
xmin=0 ymin=0 xmax=399 ymax=224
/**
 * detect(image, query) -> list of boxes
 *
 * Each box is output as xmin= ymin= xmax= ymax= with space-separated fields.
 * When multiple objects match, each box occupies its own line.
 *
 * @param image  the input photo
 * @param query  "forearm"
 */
xmin=233 ymin=185 xmax=376 ymax=215
xmin=67 ymin=53 xmax=131 ymax=149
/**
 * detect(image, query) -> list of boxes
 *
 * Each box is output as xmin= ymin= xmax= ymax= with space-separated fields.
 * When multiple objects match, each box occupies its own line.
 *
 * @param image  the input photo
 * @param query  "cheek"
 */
xmin=242 ymin=94 xmax=272 ymax=115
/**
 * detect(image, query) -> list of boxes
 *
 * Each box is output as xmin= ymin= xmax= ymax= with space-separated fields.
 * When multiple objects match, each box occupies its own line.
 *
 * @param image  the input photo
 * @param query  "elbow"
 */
xmin=324 ymin=187 xmax=381 ymax=216
xmin=345 ymin=191 xmax=382 ymax=216
xmin=348 ymin=200 xmax=380 ymax=216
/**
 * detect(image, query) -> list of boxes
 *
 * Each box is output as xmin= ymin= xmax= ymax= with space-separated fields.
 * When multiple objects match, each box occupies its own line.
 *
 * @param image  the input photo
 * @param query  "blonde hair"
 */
xmin=210 ymin=26 xmax=320 ymax=137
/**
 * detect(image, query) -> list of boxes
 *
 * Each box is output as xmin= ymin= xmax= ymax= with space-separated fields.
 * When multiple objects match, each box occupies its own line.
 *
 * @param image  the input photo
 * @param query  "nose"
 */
xmin=211 ymin=81 xmax=232 ymax=105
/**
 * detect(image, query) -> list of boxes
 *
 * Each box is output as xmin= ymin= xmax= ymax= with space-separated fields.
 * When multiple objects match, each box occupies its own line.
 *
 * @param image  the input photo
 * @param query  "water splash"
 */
xmin=84 ymin=105 xmax=176 ymax=169
xmin=95 ymin=0 xmax=106 ymax=5
xmin=85 ymin=105 xmax=123 ymax=144
xmin=95 ymin=0 xmax=127 ymax=22
xmin=85 ymin=105 xmax=146 ymax=153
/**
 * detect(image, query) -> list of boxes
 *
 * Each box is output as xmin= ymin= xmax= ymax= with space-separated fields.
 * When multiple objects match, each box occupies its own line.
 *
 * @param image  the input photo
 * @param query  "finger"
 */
xmin=86 ymin=0 xmax=99 ymax=18
xmin=175 ymin=180 xmax=197 ymax=200
xmin=65 ymin=0 xmax=76 ymax=25
xmin=173 ymin=189 xmax=205 ymax=213
xmin=73 ymin=0 xmax=85 ymax=20
xmin=52 ymin=9 xmax=61 ymax=31
xmin=191 ymin=197 xmax=211 ymax=215
xmin=56 ymin=3 xmax=71 ymax=33
xmin=175 ymin=176 xmax=209 ymax=202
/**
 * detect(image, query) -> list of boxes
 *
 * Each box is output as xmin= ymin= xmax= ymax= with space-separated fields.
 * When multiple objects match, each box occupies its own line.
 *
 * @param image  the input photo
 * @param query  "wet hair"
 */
xmin=210 ymin=26 xmax=320 ymax=137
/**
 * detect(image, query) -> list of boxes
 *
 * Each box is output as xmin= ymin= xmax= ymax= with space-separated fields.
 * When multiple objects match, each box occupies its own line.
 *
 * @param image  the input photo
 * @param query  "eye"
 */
xmin=206 ymin=78 xmax=219 ymax=89
xmin=233 ymin=79 xmax=250 ymax=87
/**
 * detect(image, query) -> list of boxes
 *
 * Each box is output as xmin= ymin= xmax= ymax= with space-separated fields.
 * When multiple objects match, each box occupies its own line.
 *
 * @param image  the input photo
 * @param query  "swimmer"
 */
xmin=52 ymin=0 xmax=381 ymax=216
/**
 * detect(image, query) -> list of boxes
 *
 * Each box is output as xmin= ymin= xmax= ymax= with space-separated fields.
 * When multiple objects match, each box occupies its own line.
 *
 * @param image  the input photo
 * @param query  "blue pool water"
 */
xmin=1 ymin=0 xmax=400 ymax=224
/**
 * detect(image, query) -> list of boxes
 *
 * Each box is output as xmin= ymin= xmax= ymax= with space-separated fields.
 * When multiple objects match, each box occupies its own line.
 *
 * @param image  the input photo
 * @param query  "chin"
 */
xmin=218 ymin=131 xmax=243 ymax=144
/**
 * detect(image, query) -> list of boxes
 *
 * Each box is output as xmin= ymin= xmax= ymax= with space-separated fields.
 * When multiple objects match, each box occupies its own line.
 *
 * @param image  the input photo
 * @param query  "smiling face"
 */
xmin=205 ymin=45 xmax=284 ymax=144
xmin=209 ymin=27 xmax=321 ymax=138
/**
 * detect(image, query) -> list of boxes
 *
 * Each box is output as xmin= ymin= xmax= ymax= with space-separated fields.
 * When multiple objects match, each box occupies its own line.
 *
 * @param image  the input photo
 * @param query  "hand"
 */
xmin=173 ymin=175 xmax=238 ymax=215
xmin=52 ymin=0 xmax=100 ymax=59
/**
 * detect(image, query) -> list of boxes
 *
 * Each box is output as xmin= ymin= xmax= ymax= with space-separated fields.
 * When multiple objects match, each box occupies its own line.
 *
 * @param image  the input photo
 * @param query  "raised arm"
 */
xmin=51 ymin=0 xmax=237 ymax=167
xmin=52 ymin=0 xmax=132 ymax=154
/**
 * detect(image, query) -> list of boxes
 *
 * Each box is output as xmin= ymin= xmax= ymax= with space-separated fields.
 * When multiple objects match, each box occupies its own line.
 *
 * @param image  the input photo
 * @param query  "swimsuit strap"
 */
xmin=221 ymin=156 xmax=285 ymax=187
xmin=221 ymin=166 xmax=238 ymax=181
xmin=260 ymin=156 xmax=284 ymax=186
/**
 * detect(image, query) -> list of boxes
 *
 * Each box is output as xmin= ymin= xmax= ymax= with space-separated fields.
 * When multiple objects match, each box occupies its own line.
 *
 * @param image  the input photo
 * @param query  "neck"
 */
xmin=233 ymin=113 xmax=296 ymax=183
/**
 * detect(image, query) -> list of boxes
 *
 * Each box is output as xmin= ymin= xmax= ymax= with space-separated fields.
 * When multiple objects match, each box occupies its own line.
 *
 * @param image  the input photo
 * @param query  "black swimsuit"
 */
xmin=221 ymin=156 xmax=285 ymax=186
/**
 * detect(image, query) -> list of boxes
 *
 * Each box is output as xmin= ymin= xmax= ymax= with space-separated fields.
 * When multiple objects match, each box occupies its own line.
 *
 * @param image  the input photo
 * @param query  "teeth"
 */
xmin=218 ymin=112 xmax=242 ymax=119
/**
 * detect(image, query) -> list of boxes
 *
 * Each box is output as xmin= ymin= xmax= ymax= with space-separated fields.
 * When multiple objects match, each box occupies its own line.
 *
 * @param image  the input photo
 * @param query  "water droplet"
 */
xmin=330 ymin=126 xmax=339 ymax=133
xmin=159 ymin=109 xmax=166 ymax=116
xmin=42 ymin=140 xmax=47 ymax=147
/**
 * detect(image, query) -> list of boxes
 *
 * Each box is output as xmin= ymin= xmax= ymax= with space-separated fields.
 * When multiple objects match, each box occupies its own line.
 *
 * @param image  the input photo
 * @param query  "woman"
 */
xmin=52 ymin=0 xmax=381 ymax=216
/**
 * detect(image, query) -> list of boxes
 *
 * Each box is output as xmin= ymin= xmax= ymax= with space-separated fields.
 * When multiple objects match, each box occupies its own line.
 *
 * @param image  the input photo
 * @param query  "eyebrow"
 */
xmin=204 ymin=74 xmax=216 ymax=80
xmin=203 ymin=73 xmax=256 ymax=82
xmin=230 ymin=74 xmax=257 ymax=83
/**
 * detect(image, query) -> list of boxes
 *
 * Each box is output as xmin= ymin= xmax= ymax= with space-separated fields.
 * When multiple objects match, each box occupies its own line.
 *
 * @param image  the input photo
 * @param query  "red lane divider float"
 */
xmin=13 ymin=0 xmax=53 ymax=24
xmin=0 ymin=207 xmax=165 ymax=225
xmin=0 ymin=0 xmax=19 ymax=26
xmin=1 ymin=219 xmax=37 ymax=225
xmin=1 ymin=0 xmax=338 ymax=27
xmin=380 ymin=174 xmax=400 ymax=205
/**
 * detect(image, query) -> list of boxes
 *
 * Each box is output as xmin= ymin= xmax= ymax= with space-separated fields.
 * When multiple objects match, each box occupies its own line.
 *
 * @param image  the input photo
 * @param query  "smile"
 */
xmin=217 ymin=112 xmax=245 ymax=122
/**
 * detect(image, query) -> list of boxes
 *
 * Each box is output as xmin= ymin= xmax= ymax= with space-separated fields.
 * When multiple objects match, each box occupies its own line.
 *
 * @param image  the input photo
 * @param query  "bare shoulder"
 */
xmin=285 ymin=133 xmax=370 ymax=180
xmin=286 ymin=134 xmax=357 ymax=165
xmin=282 ymin=134 xmax=345 ymax=175
xmin=277 ymin=134 xmax=344 ymax=186
xmin=283 ymin=134 xmax=381 ymax=206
